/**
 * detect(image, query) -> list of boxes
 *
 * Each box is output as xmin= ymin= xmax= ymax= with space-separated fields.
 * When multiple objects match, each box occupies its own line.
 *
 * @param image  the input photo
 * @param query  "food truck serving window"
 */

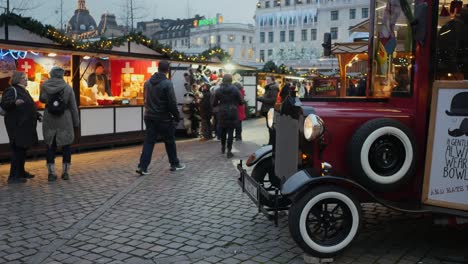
xmin=435 ymin=1 xmax=468 ymax=81
xmin=370 ymin=0 xmax=416 ymax=98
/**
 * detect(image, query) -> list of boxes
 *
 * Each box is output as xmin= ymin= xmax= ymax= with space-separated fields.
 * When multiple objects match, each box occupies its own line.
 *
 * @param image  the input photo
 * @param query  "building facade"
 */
xmin=255 ymin=0 xmax=369 ymax=69
xmin=147 ymin=14 xmax=256 ymax=65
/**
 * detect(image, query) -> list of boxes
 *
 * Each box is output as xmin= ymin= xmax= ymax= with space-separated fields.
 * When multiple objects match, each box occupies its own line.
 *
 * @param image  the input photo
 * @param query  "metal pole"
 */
xmin=130 ymin=0 xmax=134 ymax=32
xmin=5 ymin=0 xmax=9 ymax=40
xmin=60 ymin=0 xmax=63 ymax=32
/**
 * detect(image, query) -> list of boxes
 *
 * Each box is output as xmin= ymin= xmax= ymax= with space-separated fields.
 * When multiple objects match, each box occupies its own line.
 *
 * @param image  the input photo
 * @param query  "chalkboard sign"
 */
xmin=423 ymin=81 xmax=468 ymax=211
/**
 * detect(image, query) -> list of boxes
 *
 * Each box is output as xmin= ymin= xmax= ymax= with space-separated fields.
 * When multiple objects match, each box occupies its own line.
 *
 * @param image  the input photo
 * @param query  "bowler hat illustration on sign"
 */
xmin=448 ymin=118 xmax=468 ymax=137
xmin=446 ymin=92 xmax=468 ymax=116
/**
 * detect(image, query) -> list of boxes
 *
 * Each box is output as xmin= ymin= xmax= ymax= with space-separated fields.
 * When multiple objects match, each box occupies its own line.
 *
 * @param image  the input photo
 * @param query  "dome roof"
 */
xmin=67 ymin=9 xmax=97 ymax=34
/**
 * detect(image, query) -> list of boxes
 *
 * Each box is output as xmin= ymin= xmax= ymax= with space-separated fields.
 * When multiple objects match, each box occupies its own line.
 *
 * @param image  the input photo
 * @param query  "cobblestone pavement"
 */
xmin=0 ymin=118 xmax=467 ymax=264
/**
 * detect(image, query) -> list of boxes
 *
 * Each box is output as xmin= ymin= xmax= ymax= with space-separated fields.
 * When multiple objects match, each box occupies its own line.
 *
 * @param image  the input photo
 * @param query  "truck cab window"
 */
xmin=370 ymin=0 xmax=415 ymax=98
xmin=435 ymin=2 xmax=468 ymax=81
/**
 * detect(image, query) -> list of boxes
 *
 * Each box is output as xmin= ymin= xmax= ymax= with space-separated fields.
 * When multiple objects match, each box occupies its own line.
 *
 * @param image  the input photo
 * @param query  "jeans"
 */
xmin=9 ymin=143 xmax=27 ymax=179
xmin=263 ymin=112 xmax=274 ymax=145
xmin=139 ymin=119 xmax=180 ymax=170
xmin=46 ymin=137 xmax=71 ymax=164
xmin=220 ymin=127 xmax=235 ymax=151
xmin=213 ymin=113 xmax=220 ymax=139
xmin=201 ymin=114 xmax=212 ymax=139
xmin=235 ymin=121 xmax=243 ymax=139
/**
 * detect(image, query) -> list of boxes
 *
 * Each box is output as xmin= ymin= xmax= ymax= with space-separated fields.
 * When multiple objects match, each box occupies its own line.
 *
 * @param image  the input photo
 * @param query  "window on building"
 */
xmin=260 ymin=50 xmax=265 ymax=62
xmin=268 ymin=32 xmax=274 ymax=42
xmin=350 ymin=8 xmax=356 ymax=19
xmin=280 ymin=31 xmax=286 ymax=42
xmin=228 ymin=47 xmax=235 ymax=57
xmin=314 ymin=15 xmax=318 ymax=22
xmin=203 ymin=37 xmax=207 ymax=45
xmin=307 ymin=0 xmax=311 ymax=3
xmin=248 ymin=49 xmax=254 ymax=59
xmin=289 ymin=30 xmax=295 ymax=42
xmin=249 ymin=37 xmax=253 ymax=44
xmin=331 ymin=27 xmax=338 ymax=39
xmin=301 ymin=29 xmax=307 ymax=41
xmin=242 ymin=35 xmax=246 ymax=43
xmin=362 ymin=8 xmax=369 ymax=18
xmin=311 ymin=28 xmax=317 ymax=40
xmin=265 ymin=1 xmax=270 ymax=8
xmin=269 ymin=18 xmax=274 ymax=26
xmin=217 ymin=35 xmax=221 ymax=44
xmin=241 ymin=48 xmax=246 ymax=58
xmin=210 ymin=35 xmax=215 ymax=45
xmin=275 ymin=0 xmax=281 ymax=7
xmin=268 ymin=49 xmax=273 ymax=57
xmin=260 ymin=32 xmax=265 ymax=43
xmin=331 ymin=10 xmax=339 ymax=21
xmin=285 ymin=0 xmax=290 ymax=6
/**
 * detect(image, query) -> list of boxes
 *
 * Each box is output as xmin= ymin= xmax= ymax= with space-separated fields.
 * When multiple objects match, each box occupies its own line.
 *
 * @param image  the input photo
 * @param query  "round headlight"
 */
xmin=267 ymin=108 xmax=274 ymax=128
xmin=304 ymin=114 xmax=324 ymax=141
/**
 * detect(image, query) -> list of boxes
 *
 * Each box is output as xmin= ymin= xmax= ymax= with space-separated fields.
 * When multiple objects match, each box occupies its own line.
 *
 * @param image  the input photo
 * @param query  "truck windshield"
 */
xmin=370 ymin=0 xmax=415 ymax=98
xmin=435 ymin=1 xmax=468 ymax=81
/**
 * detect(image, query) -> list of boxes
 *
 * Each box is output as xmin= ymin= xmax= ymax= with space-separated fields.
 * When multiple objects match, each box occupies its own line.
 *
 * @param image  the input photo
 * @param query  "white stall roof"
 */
xmin=0 ymin=25 xmax=57 ymax=45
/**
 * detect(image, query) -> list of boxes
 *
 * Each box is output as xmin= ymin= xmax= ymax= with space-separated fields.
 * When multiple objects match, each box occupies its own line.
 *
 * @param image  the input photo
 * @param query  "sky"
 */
xmin=15 ymin=0 xmax=256 ymax=30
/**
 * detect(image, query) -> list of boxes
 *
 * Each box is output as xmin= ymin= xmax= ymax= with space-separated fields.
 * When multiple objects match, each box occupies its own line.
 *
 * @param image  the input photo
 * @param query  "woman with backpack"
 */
xmin=0 ymin=71 xmax=40 ymax=184
xmin=40 ymin=66 xmax=80 ymax=181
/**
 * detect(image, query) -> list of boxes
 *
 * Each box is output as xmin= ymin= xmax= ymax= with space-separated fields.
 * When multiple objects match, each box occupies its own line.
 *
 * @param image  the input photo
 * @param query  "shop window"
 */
xmin=435 ymin=3 xmax=468 ymax=80
xmin=368 ymin=0 xmax=416 ymax=98
xmin=260 ymin=50 xmax=265 ymax=62
xmin=228 ymin=48 xmax=235 ymax=57
xmin=268 ymin=32 xmax=274 ymax=42
xmin=311 ymin=28 xmax=317 ymax=40
xmin=280 ymin=31 xmax=286 ymax=42
xmin=302 ymin=29 xmax=307 ymax=41
xmin=286 ymin=0 xmax=291 ymax=6
xmin=260 ymin=32 xmax=266 ymax=43
xmin=350 ymin=8 xmax=356 ymax=19
xmin=265 ymin=1 xmax=271 ymax=8
xmin=331 ymin=10 xmax=339 ymax=21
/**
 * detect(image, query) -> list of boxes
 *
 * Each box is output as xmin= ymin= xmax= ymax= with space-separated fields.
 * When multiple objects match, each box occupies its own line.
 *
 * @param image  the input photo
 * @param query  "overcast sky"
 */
xmin=18 ymin=0 xmax=256 ymax=29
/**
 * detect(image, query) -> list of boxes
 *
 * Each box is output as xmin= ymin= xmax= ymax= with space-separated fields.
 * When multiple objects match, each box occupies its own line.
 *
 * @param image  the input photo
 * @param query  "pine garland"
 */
xmin=0 ymin=13 xmax=231 ymax=63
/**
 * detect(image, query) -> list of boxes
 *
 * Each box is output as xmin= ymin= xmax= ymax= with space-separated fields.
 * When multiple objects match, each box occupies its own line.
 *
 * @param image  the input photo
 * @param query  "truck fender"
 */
xmin=282 ymin=170 xmax=430 ymax=214
xmin=245 ymin=145 xmax=273 ymax=167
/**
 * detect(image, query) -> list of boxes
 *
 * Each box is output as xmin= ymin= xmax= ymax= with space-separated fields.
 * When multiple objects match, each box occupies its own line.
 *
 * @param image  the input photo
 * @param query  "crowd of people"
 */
xmin=0 ymin=68 xmax=79 ymax=184
xmin=0 ymin=61 xmax=259 ymax=182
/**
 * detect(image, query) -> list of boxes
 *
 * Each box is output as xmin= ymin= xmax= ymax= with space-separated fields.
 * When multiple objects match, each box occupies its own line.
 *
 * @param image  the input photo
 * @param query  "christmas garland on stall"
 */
xmin=0 ymin=13 xmax=232 ymax=63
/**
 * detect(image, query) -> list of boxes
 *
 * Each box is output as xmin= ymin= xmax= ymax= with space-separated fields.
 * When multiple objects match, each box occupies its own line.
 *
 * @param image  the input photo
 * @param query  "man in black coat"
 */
xmin=213 ymin=74 xmax=243 ymax=158
xmin=257 ymin=75 xmax=279 ymax=145
xmin=137 ymin=60 xmax=185 ymax=174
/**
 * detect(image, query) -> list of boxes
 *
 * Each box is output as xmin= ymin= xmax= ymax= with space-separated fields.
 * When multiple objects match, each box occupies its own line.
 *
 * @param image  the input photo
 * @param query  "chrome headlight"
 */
xmin=267 ymin=108 xmax=274 ymax=128
xmin=304 ymin=114 xmax=324 ymax=141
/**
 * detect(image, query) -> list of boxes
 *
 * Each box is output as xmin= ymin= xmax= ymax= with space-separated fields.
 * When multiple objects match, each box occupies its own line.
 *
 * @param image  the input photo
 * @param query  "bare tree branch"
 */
xmin=115 ymin=0 xmax=148 ymax=33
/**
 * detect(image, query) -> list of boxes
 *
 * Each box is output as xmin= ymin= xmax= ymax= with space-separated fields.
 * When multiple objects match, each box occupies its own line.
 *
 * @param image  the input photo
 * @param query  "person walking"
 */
xmin=1 ymin=71 xmax=40 ymax=184
xmin=233 ymin=82 xmax=246 ymax=141
xmin=40 ymin=66 xmax=80 ymax=181
xmin=212 ymin=74 xmax=243 ymax=158
xmin=137 ymin=60 xmax=186 ymax=174
xmin=256 ymin=75 xmax=279 ymax=145
xmin=210 ymin=79 xmax=222 ymax=140
xmin=199 ymin=83 xmax=213 ymax=141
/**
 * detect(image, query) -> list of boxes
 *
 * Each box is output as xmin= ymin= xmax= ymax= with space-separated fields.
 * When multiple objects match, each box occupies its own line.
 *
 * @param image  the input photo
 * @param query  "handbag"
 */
xmin=0 ymin=87 xmax=17 ymax=116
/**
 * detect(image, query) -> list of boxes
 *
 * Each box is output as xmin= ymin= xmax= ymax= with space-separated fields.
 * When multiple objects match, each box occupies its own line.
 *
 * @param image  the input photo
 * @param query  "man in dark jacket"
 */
xmin=257 ymin=75 xmax=279 ymax=145
xmin=87 ymin=62 xmax=112 ymax=96
xmin=137 ymin=60 xmax=185 ymax=174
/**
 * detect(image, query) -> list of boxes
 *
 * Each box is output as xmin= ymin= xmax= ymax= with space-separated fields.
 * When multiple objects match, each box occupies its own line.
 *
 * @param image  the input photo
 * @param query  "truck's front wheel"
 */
xmin=289 ymin=186 xmax=361 ymax=258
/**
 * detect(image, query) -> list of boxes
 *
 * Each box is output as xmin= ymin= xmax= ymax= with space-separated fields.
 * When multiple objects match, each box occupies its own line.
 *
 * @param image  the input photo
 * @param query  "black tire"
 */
xmin=348 ymin=118 xmax=417 ymax=192
xmin=251 ymin=157 xmax=290 ymax=208
xmin=289 ymin=185 xmax=361 ymax=258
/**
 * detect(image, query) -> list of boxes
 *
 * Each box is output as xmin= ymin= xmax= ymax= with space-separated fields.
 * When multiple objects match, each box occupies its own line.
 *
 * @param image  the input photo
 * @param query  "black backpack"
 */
xmin=47 ymin=90 xmax=67 ymax=116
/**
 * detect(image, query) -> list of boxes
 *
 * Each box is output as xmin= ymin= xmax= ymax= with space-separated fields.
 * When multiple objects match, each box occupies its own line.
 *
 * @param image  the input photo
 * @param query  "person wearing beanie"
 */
xmin=87 ymin=62 xmax=112 ymax=96
xmin=40 ymin=66 xmax=80 ymax=181
xmin=212 ymin=74 xmax=243 ymax=158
